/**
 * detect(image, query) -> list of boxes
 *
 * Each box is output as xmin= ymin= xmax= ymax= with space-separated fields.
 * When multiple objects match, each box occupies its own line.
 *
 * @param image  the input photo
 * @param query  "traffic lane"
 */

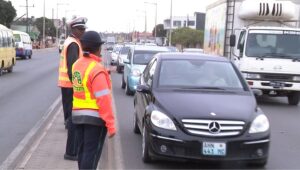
xmin=257 ymin=96 xmax=300 ymax=169
xmin=0 ymin=48 xmax=60 ymax=163
xmin=111 ymin=72 xmax=249 ymax=169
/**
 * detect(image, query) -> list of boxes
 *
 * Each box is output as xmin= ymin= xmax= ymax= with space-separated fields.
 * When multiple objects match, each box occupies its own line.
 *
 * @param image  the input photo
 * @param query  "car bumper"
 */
xmin=146 ymin=123 xmax=270 ymax=163
xmin=16 ymin=49 xmax=31 ymax=57
xmin=247 ymin=79 xmax=300 ymax=91
xmin=128 ymin=76 xmax=140 ymax=91
xmin=111 ymin=56 xmax=118 ymax=63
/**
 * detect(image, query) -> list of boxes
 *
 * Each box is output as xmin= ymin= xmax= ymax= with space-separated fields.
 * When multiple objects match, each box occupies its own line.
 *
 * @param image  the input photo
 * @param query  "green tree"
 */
xmin=171 ymin=27 xmax=204 ymax=48
xmin=34 ymin=17 xmax=56 ymax=39
xmin=152 ymin=24 xmax=167 ymax=37
xmin=0 ymin=0 xmax=17 ymax=28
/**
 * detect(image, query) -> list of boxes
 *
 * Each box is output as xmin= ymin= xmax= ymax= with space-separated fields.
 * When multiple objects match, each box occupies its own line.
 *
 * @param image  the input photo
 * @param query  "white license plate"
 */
xmin=202 ymin=142 xmax=226 ymax=156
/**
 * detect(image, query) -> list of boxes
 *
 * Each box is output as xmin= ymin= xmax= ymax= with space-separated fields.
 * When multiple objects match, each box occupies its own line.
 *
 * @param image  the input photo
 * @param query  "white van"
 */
xmin=13 ymin=30 xmax=33 ymax=59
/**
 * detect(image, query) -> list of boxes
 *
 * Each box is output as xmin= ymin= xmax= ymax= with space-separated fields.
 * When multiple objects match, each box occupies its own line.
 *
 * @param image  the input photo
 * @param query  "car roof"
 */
xmin=131 ymin=45 xmax=170 ymax=52
xmin=157 ymin=52 xmax=229 ymax=62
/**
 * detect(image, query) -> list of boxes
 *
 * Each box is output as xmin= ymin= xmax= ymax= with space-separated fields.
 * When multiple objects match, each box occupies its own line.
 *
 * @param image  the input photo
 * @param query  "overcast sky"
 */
xmin=9 ymin=0 xmax=217 ymax=33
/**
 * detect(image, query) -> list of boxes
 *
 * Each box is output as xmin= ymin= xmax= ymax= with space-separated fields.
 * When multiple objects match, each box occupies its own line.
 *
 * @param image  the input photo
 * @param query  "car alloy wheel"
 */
xmin=142 ymin=126 xmax=151 ymax=163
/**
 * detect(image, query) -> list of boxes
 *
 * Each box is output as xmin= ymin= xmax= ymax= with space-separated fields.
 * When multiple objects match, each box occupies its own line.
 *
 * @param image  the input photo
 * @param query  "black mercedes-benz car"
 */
xmin=133 ymin=53 xmax=270 ymax=167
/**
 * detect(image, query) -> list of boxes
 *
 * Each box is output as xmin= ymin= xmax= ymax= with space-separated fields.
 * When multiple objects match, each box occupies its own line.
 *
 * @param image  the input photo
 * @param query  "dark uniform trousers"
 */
xmin=76 ymin=124 xmax=107 ymax=170
xmin=61 ymin=87 xmax=78 ymax=157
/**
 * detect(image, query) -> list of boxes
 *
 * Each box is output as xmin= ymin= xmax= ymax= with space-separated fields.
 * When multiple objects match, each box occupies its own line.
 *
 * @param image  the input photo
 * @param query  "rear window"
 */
xmin=14 ymin=34 xmax=21 ymax=42
xmin=133 ymin=50 xmax=161 ymax=65
xmin=120 ymin=47 xmax=130 ymax=54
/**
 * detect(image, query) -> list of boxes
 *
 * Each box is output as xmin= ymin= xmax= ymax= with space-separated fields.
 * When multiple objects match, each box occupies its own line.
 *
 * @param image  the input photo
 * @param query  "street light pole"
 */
xmin=144 ymin=2 xmax=157 ymax=40
xmin=169 ymin=0 xmax=173 ymax=46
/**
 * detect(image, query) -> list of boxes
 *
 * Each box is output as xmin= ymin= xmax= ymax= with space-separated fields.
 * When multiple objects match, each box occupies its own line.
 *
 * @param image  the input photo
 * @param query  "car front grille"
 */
xmin=261 ymin=74 xmax=293 ymax=81
xmin=182 ymin=119 xmax=245 ymax=137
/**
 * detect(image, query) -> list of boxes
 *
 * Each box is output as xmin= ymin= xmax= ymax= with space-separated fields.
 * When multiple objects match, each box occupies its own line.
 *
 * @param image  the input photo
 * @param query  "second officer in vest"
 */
xmin=72 ymin=31 xmax=116 ymax=169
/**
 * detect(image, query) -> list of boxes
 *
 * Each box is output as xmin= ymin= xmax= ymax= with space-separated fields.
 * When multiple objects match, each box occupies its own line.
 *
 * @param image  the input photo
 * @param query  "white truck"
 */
xmin=204 ymin=0 xmax=300 ymax=105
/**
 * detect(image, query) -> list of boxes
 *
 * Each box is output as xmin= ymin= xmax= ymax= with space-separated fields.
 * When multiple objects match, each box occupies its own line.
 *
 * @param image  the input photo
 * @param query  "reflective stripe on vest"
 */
xmin=73 ymin=61 xmax=99 ymax=110
xmin=58 ymin=37 xmax=82 ymax=88
xmin=73 ymin=109 xmax=100 ymax=118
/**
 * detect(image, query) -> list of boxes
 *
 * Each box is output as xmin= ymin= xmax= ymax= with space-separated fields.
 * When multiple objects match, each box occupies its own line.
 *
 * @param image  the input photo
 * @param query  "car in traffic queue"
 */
xmin=182 ymin=48 xmax=204 ymax=53
xmin=13 ymin=30 xmax=33 ymax=59
xmin=110 ymin=44 xmax=122 ymax=65
xmin=121 ymin=45 xmax=170 ymax=95
xmin=116 ymin=45 xmax=131 ymax=73
xmin=133 ymin=53 xmax=270 ymax=167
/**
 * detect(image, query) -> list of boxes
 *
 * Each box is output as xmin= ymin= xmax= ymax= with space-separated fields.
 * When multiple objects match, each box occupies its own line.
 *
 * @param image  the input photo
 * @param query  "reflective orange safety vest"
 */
xmin=72 ymin=55 xmax=111 ymax=110
xmin=58 ymin=37 xmax=82 ymax=88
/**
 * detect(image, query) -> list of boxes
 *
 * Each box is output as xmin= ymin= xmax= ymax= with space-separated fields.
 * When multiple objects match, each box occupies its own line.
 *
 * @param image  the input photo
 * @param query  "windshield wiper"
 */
xmin=257 ymin=53 xmax=299 ymax=60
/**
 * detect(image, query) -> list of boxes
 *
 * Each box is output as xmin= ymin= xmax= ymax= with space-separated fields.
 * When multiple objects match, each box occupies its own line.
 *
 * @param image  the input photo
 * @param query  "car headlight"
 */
xmin=242 ymin=73 xmax=261 ymax=79
xmin=132 ymin=69 xmax=141 ymax=77
xmin=293 ymin=76 xmax=300 ymax=81
xmin=249 ymin=114 xmax=269 ymax=133
xmin=151 ymin=111 xmax=176 ymax=131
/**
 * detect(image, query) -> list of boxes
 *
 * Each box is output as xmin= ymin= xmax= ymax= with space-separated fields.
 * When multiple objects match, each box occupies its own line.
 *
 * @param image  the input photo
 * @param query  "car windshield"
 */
xmin=158 ymin=59 xmax=245 ymax=90
xmin=133 ymin=51 xmax=161 ymax=65
xmin=120 ymin=46 xmax=130 ymax=54
xmin=13 ymin=34 xmax=21 ymax=42
xmin=246 ymin=30 xmax=300 ymax=59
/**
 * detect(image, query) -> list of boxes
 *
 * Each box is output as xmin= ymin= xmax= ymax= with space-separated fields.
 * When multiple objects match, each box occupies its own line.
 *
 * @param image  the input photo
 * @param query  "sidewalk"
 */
xmin=14 ymin=105 xmax=109 ymax=170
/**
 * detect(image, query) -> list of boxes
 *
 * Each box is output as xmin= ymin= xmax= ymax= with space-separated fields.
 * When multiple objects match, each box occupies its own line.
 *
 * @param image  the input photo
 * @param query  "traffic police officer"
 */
xmin=58 ymin=16 xmax=87 ymax=160
xmin=72 ymin=31 xmax=116 ymax=169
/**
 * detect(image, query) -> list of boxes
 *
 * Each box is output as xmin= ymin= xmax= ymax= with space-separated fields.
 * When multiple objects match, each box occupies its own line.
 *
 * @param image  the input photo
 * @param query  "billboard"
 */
xmin=203 ymin=2 xmax=227 ymax=56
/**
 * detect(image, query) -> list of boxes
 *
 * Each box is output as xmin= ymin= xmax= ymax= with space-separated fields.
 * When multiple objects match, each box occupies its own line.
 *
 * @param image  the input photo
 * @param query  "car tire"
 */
xmin=288 ymin=92 xmax=300 ymax=105
xmin=7 ymin=66 xmax=13 ymax=73
xmin=133 ymin=110 xmax=140 ymax=134
xmin=125 ymin=79 xmax=134 ymax=95
xmin=142 ymin=126 xmax=152 ymax=163
xmin=248 ymin=159 xmax=267 ymax=168
xmin=121 ymin=74 xmax=126 ymax=89
xmin=116 ymin=61 xmax=122 ymax=73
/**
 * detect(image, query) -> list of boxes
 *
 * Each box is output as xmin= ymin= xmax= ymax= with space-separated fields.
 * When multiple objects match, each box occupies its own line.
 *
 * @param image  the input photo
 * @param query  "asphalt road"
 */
xmin=0 ymin=48 xmax=60 ymax=164
xmin=110 ymin=69 xmax=300 ymax=169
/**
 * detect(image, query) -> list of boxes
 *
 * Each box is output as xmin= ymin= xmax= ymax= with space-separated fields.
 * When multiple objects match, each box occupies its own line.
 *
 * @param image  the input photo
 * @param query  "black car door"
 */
xmin=137 ymin=59 xmax=157 ymax=124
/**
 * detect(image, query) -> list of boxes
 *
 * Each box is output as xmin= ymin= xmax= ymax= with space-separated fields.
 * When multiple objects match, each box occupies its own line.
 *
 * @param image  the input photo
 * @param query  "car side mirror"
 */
xmin=252 ymin=89 xmax=263 ymax=97
xmin=123 ymin=58 xmax=130 ymax=64
xmin=136 ymin=84 xmax=150 ymax=93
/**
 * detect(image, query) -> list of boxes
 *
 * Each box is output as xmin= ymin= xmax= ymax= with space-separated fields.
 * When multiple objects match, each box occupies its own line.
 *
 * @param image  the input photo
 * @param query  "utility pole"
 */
xmin=43 ymin=0 xmax=45 ymax=48
xmin=20 ymin=0 xmax=34 ymax=33
xmin=56 ymin=3 xmax=69 ymax=43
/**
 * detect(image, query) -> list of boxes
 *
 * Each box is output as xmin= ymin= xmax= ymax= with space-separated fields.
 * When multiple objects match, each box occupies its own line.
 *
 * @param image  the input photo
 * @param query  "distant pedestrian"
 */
xmin=72 ymin=31 xmax=116 ymax=169
xmin=57 ymin=16 xmax=87 ymax=161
